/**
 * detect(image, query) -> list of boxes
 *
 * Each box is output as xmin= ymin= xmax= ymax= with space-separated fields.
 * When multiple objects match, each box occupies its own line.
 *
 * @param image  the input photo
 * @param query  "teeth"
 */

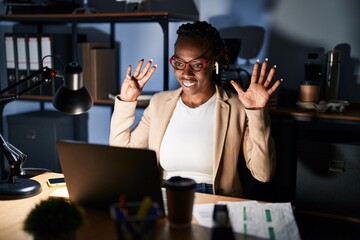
xmin=183 ymin=81 xmax=195 ymax=87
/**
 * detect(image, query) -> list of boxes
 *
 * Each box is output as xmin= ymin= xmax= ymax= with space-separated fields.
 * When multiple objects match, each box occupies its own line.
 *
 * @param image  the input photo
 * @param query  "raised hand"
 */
xmin=230 ymin=58 xmax=282 ymax=109
xmin=119 ymin=59 xmax=157 ymax=102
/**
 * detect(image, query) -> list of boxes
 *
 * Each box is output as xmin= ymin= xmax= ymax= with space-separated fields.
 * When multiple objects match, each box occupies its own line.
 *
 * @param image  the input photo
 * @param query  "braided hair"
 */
xmin=175 ymin=21 xmax=229 ymax=85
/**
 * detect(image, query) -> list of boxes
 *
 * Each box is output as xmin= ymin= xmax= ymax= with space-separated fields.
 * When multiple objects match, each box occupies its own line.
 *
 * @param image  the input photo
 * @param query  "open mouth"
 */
xmin=182 ymin=80 xmax=196 ymax=87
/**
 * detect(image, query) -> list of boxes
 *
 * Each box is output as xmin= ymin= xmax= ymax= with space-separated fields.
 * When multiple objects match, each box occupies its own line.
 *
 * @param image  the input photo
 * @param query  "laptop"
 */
xmin=56 ymin=140 xmax=164 ymax=215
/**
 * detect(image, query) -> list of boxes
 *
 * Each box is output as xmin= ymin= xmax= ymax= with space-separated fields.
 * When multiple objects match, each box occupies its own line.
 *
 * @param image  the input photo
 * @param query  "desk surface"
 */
xmin=0 ymin=173 xmax=248 ymax=240
xmin=269 ymin=106 xmax=360 ymax=122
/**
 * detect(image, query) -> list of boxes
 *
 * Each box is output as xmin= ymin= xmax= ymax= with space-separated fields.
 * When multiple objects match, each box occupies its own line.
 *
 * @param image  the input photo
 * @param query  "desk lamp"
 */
xmin=0 ymin=62 xmax=93 ymax=199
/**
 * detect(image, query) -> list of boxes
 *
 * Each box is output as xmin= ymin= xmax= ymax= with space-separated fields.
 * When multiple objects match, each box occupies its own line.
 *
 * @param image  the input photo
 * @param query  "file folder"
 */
xmin=40 ymin=35 xmax=54 ymax=96
xmin=5 ymin=34 xmax=17 ymax=93
xmin=27 ymin=34 xmax=41 ymax=95
xmin=16 ymin=34 xmax=28 ymax=93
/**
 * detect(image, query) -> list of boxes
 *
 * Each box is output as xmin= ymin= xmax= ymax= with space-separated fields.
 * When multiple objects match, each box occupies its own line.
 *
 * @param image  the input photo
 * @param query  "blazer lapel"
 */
xmin=213 ymin=86 xmax=231 ymax=176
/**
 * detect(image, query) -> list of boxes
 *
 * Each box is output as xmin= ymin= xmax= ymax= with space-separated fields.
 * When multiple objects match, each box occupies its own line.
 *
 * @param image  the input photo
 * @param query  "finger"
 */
xmin=267 ymin=79 xmax=283 ymax=95
xmin=138 ymin=59 xmax=154 ymax=79
xmin=258 ymin=58 xmax=268 ymax=84
xmin=126 ymin=64 xmax=132 ymax=77
xmin=133 ymin=59 xmax=145 ymax=77
xmin=230 ymin=80 xmax=244 ymax=95
xmin=264 ymin=65 xmax=276 ymax=88
xmin=139 ymin=64 xmax=157 ymax=87
xmin=250 ymin=59 xmax=260 ymax=83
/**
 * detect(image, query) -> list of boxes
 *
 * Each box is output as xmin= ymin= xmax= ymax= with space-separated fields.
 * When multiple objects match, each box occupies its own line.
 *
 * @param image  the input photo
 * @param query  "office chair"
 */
xmin=219 ymin=26 xmax=265 ymax=92
xmin=219 ymin=25 xmax=265 ymax=66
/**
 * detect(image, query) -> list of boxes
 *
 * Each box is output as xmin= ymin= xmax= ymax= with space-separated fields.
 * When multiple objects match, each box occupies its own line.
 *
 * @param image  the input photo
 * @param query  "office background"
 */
xmin=0 ymin=0 xmax=359 ymax=145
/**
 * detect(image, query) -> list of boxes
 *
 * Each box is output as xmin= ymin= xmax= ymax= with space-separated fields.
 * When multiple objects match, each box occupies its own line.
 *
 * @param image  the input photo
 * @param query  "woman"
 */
xmin=109 ymin=21 xmax=282 ymax=197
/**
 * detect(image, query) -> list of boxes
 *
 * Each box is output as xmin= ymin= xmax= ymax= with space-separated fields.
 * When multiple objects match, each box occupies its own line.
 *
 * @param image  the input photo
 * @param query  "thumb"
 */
xmin=230 ymin=80 xmax=244 ymax=95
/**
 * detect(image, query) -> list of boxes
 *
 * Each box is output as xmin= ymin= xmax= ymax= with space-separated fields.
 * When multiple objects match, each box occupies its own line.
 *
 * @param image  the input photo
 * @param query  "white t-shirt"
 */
xmin=160 ymin=94 xmax=216 ymax=184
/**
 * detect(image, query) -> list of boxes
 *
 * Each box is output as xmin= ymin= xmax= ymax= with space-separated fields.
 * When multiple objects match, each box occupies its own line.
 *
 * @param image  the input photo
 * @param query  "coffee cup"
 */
xmin=164 ymin=176 xmax=196 ymax=228
xmin=300 ymin=81 xmax=320 ymax=102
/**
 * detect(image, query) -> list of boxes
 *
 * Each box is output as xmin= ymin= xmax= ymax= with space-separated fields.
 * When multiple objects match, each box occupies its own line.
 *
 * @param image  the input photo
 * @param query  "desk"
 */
xmin=269 ymin=106 xmax=360 ymax=219
xmin=0 ymin=173 xmax=250 ymax=240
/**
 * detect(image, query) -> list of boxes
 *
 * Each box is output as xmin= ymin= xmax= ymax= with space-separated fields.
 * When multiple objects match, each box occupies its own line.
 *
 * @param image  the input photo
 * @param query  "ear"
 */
xmin=214 ymin=61 xmax=219 ymax=75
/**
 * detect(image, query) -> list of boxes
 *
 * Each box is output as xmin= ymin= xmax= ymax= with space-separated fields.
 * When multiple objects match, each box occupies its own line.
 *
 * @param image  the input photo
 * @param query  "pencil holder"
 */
xmin=110 ymin=201 xmax=162 ymax=240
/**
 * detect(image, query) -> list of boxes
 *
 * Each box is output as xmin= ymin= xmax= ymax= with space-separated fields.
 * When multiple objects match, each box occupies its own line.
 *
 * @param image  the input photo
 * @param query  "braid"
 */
xmin=176 ymin=21 xmax=229 ymax=68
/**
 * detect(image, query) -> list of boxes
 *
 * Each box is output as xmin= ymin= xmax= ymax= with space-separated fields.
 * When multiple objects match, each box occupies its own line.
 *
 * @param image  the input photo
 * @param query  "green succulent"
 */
xmin=23 ymin=198 xmax=85 ymax=238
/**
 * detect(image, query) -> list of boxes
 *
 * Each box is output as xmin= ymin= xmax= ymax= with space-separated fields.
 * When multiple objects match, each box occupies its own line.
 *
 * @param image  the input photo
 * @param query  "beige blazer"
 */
xmin=109 ymin=85 xmax=276 ymax=197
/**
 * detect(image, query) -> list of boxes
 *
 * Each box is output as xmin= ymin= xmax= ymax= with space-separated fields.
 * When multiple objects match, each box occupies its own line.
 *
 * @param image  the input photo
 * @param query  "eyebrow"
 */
xmin=174 ymin=47 xmax=212 ymax=62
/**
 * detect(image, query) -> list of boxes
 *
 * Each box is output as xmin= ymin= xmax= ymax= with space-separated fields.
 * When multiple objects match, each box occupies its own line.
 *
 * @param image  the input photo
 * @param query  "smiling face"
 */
xmin=173 ymin=36 xmax=216 ymax=103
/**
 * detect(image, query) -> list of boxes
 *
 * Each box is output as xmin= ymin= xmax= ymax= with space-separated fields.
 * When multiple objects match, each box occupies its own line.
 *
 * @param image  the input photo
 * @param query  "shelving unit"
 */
xmin=0 ymin=12 xmax=198 ymax=179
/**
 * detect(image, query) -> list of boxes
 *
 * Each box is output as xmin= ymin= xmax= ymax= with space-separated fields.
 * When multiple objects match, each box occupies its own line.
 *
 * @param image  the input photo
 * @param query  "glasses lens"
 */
xmin=190 ymin=60 xmax=206 ymax=71
xmin=171 ymin=58 xmax=185 ymax=70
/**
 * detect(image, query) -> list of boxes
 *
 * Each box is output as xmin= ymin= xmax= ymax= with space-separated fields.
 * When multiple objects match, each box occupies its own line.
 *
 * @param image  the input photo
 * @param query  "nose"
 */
xmin=182 ymin=63 xmax=195 ymax=76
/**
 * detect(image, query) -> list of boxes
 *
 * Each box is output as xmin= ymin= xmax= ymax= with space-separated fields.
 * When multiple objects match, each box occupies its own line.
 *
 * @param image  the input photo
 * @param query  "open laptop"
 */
xmin=56 ymin=140 xmax=164 ymax=215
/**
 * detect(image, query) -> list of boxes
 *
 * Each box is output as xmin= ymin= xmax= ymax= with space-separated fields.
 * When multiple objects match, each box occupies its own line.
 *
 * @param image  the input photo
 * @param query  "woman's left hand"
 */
xmin=230 ymin=58 xmax=282 ymax=109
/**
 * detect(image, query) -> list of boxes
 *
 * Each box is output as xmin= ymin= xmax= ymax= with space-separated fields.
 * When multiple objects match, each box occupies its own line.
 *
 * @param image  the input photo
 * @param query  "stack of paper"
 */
xmin=193 ymin=201 xmax=301 ymax=240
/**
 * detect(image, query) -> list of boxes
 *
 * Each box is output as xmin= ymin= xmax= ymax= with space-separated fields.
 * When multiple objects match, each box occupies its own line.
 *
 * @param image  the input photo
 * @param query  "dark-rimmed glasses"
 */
xmin=169 ymin=48 xmax=212 ymax=72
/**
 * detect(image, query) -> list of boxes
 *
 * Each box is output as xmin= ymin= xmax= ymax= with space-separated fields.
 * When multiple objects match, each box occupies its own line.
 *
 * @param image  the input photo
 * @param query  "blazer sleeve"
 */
xmin=242 ymin=108 xmax=276 ymax=182
xmin=109 ymin=97 xmax=151 ymax=148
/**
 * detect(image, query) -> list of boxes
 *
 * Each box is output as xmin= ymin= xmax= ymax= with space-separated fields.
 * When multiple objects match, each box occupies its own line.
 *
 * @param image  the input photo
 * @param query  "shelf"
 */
xmin=16 ymin=95 xmax=150 ymax=108
xmin=269 ymin=105 xmax=360 ymax=122
xmin=0 ymin=12 xmax=198 ymax=23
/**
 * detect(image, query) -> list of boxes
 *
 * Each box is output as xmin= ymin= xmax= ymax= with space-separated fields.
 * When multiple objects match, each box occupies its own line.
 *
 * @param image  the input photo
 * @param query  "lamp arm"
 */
xmin=0 ymin=66 xmax=57 ymax=182
xmin=0 ymin=67 xmax=57 ymax=102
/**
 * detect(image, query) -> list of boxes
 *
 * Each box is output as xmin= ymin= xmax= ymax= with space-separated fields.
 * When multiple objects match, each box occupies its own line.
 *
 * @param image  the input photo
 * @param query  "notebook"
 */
xmin=56 ymin=140 xmax=164 ymax=214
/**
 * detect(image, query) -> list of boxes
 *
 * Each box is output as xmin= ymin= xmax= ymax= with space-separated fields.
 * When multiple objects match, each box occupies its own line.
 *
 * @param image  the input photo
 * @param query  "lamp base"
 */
xmin=0 ymin=178 xmax=42 ymax=200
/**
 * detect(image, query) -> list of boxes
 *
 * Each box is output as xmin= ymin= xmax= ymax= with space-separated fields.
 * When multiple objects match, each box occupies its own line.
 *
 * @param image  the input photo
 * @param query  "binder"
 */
xmin=4 ymin=34 xmax=17 ymax=93
xmin=27 ymin=34 xmax=41 ymax=95
xmin=39 ymin=34 xmax=54 ymax=96
xmin=90 ymin=48 xmax=116 ymax=100
xmin=16 ymin=34 xmax=28 ymax=93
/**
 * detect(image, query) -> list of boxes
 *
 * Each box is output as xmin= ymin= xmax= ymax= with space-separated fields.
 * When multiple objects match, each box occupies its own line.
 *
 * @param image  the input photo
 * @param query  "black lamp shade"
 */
xmin=53 ymin=86 xmax=93 ymax=114
xmin=52 ymin=62 xmax=93 ymax=114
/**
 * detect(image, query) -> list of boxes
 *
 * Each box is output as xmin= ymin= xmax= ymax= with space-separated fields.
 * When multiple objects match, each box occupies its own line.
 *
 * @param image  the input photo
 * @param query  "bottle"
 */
xmin=305 ymin=53 xmax=322 ymax=82
xmin=301 ymin=53 xmax=322 ymax=102
xmin=325 ymin=50 xmax=341 ymax=101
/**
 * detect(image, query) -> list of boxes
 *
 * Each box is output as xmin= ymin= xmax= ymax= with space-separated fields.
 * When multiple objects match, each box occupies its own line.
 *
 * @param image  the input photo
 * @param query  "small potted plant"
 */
xmin=23 ymin=198 xmax=85 ymax=240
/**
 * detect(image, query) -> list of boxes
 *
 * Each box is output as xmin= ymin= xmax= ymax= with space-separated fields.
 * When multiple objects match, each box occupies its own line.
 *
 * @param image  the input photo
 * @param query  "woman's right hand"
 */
xmin=119 ymin=59 xmax=157 ymax=102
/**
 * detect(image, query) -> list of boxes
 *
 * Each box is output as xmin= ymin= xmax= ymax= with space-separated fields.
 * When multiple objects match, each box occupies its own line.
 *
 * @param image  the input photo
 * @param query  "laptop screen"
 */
xmin=56 ymin=140 xmax=164 ymax=215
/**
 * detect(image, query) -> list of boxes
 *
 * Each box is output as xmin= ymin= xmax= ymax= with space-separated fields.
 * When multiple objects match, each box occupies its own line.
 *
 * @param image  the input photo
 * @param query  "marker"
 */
xmin=136 ymin=196 xmax=153 ymax=220
xmin=119 ymin=193 xmax=127 ymax=214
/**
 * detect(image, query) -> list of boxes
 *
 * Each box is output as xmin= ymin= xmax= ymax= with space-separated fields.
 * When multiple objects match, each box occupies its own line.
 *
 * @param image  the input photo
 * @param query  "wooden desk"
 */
xmin=0 ymin=173 xmax=249 ymax=240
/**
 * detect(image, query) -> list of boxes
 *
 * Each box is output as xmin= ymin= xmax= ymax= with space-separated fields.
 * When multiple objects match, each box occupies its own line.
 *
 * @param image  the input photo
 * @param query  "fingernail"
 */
xmin=154 ymin=64 xmax=158 ymax=68
xmin=273 ymin=65 xmax=277 ymax=68
xmin=265 ymin=58 xmax=269 ymax=61
xmin=280 ymin=78 xmax=284 ymax=82
xmin=256 ymin=59 xmax=260 ymax=63
xmin=149 ymin=59 xmax=153 ymax=62
xmin=141 ymin=59 xmax=144 ymax=61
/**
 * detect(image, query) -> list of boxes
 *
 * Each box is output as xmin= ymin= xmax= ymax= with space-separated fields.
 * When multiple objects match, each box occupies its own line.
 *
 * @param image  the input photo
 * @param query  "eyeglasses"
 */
xmin=169 ymin=48 xmax=212 ymax=72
